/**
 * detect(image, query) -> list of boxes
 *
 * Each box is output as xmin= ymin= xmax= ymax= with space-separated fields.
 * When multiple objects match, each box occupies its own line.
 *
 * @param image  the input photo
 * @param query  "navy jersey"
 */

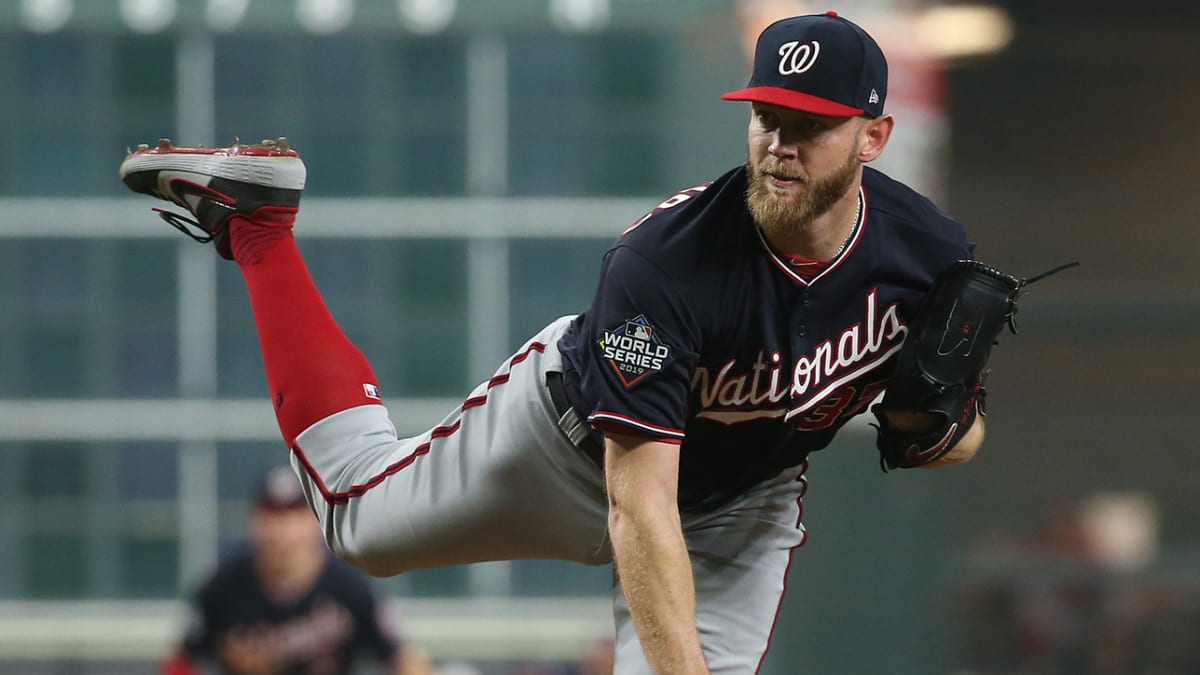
xmin=558 ymin=165 xmax=973 ymax=511
xmin=181 ymin=549 xmax=400 ymax=674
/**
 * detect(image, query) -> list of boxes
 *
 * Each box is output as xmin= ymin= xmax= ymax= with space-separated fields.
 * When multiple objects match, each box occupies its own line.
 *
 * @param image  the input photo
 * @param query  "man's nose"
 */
xmin=768 ymin=129 xmax=799 ymax=159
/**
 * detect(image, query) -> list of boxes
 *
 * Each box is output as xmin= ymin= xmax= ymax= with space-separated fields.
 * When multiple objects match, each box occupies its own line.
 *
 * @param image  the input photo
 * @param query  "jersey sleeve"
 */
xmin=572 ymin=245 xmax=701 ymax=443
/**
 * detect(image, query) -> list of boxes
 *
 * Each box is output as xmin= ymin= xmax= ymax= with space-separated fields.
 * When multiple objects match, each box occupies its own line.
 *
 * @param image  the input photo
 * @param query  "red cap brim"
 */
xmin=721 ymin=86 xmax=863 ymax=117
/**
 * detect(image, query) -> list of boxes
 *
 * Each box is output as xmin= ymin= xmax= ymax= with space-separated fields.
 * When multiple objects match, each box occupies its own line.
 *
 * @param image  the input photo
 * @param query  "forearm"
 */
xmin=610 ymin=500 xmax=708 ymax=674
xmin=604 ymin=432 xmax=709 ymax=674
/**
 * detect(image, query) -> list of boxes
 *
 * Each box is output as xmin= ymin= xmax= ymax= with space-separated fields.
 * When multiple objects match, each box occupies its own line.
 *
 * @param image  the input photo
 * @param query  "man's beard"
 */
xmin=746 ymin=150 xmax=860 ymax=240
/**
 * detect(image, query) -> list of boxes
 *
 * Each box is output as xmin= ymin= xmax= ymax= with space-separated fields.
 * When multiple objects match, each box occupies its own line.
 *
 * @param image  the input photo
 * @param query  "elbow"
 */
xmin=607 ymin=493 xmax=630 ymax=539
xmin=607 ymin=500 xmax=648 ymax=542
xmin=602 ymin=435 xmax=682 ymax=545
xmin=606 ymin=486 xmax=677 ymax=543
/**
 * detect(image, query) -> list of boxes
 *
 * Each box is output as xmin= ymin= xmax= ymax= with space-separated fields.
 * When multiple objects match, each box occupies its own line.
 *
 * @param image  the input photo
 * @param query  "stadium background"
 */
xmin=0 ymin=0 xmax=1197 ymax=673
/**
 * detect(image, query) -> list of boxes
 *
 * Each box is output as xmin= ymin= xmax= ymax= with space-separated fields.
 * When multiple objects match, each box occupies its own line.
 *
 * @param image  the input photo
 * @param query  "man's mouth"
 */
xmin=765 ymin=171 xmax=805 ymax=188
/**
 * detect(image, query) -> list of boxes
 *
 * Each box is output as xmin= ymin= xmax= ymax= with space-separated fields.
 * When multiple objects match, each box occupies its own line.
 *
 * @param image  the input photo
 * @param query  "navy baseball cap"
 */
xmin=722 ymin=11 xmax=888 ymax=118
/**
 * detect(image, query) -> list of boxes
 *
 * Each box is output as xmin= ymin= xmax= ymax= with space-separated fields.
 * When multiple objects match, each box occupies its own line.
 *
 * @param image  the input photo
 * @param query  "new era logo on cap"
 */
xmin=722 ymin=10 xmax=888 ymax=118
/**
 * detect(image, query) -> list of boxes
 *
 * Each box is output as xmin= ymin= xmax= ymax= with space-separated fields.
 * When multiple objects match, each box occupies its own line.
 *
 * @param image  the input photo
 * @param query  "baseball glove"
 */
xmin=873 ymin=260 xmax=1078 ymax=470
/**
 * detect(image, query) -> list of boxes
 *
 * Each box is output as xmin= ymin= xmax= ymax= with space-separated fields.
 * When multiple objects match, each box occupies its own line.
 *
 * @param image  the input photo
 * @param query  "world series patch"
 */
xmin=598 ymin=314 xmax=673 ymax=387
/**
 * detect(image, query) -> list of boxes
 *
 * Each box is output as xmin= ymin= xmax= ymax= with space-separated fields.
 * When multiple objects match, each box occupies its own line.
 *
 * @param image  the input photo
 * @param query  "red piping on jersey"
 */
xmin=587 ymin=411 xmax=686 ymax=441
xmin=755 ymin=459 xmax=810 ymax=674
xmin=758 ymin=187 xmax=867 ymax=287
xmin=291 ymin=342 xmax=547 ymax=506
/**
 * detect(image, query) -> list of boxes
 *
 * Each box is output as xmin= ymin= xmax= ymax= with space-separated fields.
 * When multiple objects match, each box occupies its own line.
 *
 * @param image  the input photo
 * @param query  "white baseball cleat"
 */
xmin=119 ymin=138 xmax=306 ymax=259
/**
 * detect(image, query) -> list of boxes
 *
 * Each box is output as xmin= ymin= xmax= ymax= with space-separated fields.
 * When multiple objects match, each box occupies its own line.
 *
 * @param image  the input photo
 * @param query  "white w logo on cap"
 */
xmin=778 ymin=40 xmax=820 ymax=75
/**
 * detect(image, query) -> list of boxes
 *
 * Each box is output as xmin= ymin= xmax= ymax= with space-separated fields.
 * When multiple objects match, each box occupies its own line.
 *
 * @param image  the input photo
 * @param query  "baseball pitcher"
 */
xmin=120 ymin=12 xmax=1066 ymax=674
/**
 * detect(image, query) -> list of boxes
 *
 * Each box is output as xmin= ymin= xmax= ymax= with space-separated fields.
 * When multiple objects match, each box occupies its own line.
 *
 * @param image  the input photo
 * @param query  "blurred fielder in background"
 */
xmin=160 ymin=466 xmax=432 ymax=675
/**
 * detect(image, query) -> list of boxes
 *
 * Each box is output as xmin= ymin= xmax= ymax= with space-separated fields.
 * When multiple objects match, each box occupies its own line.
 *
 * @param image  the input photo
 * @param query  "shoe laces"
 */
xmin=152 ymin=207 xmax=222 ymax=245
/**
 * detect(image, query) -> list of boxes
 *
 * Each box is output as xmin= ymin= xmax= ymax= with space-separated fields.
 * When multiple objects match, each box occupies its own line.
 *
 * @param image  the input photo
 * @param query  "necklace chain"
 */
xmin=832 ymin=193 xmax=862 ymax=257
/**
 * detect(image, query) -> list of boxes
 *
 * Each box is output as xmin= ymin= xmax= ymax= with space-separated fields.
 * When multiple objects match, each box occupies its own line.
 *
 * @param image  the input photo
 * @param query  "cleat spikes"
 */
xmin=157 ymin=138 xmax=172 ymax=150
xmin=137 ymin=143 xmax=150 ymax=152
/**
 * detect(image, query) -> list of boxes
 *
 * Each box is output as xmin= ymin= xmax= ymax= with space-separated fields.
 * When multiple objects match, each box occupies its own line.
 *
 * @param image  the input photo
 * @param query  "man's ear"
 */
xmin=858 ymin=114 xmax=894 ymax=163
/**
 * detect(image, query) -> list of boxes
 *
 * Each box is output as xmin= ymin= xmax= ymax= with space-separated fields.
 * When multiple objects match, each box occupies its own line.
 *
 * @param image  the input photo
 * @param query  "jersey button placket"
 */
xmin=795 ymin=290 xmax=809 ymax=337
xmin=789 ymin=294 xmax=811 ymax=415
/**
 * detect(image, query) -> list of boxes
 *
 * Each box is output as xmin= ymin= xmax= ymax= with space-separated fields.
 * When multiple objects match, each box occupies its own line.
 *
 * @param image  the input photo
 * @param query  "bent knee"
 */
xmin=333 ymin=548 xmax=407 ymax=578
xmin=324 ymin=530 xmax=413 ymax=577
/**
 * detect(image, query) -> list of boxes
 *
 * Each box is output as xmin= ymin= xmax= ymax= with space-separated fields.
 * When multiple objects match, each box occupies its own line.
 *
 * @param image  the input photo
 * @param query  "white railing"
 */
xmin=0 ymin=598 xmax=614 ymax=661
xmin=0 ymin=197 xmax=651 ymax=239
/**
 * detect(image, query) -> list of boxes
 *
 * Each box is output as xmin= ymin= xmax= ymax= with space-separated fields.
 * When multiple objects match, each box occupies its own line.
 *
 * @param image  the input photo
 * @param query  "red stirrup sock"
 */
xmin=230 ymin=214 xmax=382 ymax=446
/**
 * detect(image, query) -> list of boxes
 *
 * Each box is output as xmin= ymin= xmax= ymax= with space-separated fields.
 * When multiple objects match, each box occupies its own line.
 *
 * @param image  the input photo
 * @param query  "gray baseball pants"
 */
xmin=289 ymin=315 xmax=809 ymax=673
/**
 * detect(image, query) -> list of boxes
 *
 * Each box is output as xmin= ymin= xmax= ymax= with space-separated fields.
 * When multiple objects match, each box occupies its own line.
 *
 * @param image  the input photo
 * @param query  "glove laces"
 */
xmin=1006 ymin=261 xmax=1081 ymax=334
